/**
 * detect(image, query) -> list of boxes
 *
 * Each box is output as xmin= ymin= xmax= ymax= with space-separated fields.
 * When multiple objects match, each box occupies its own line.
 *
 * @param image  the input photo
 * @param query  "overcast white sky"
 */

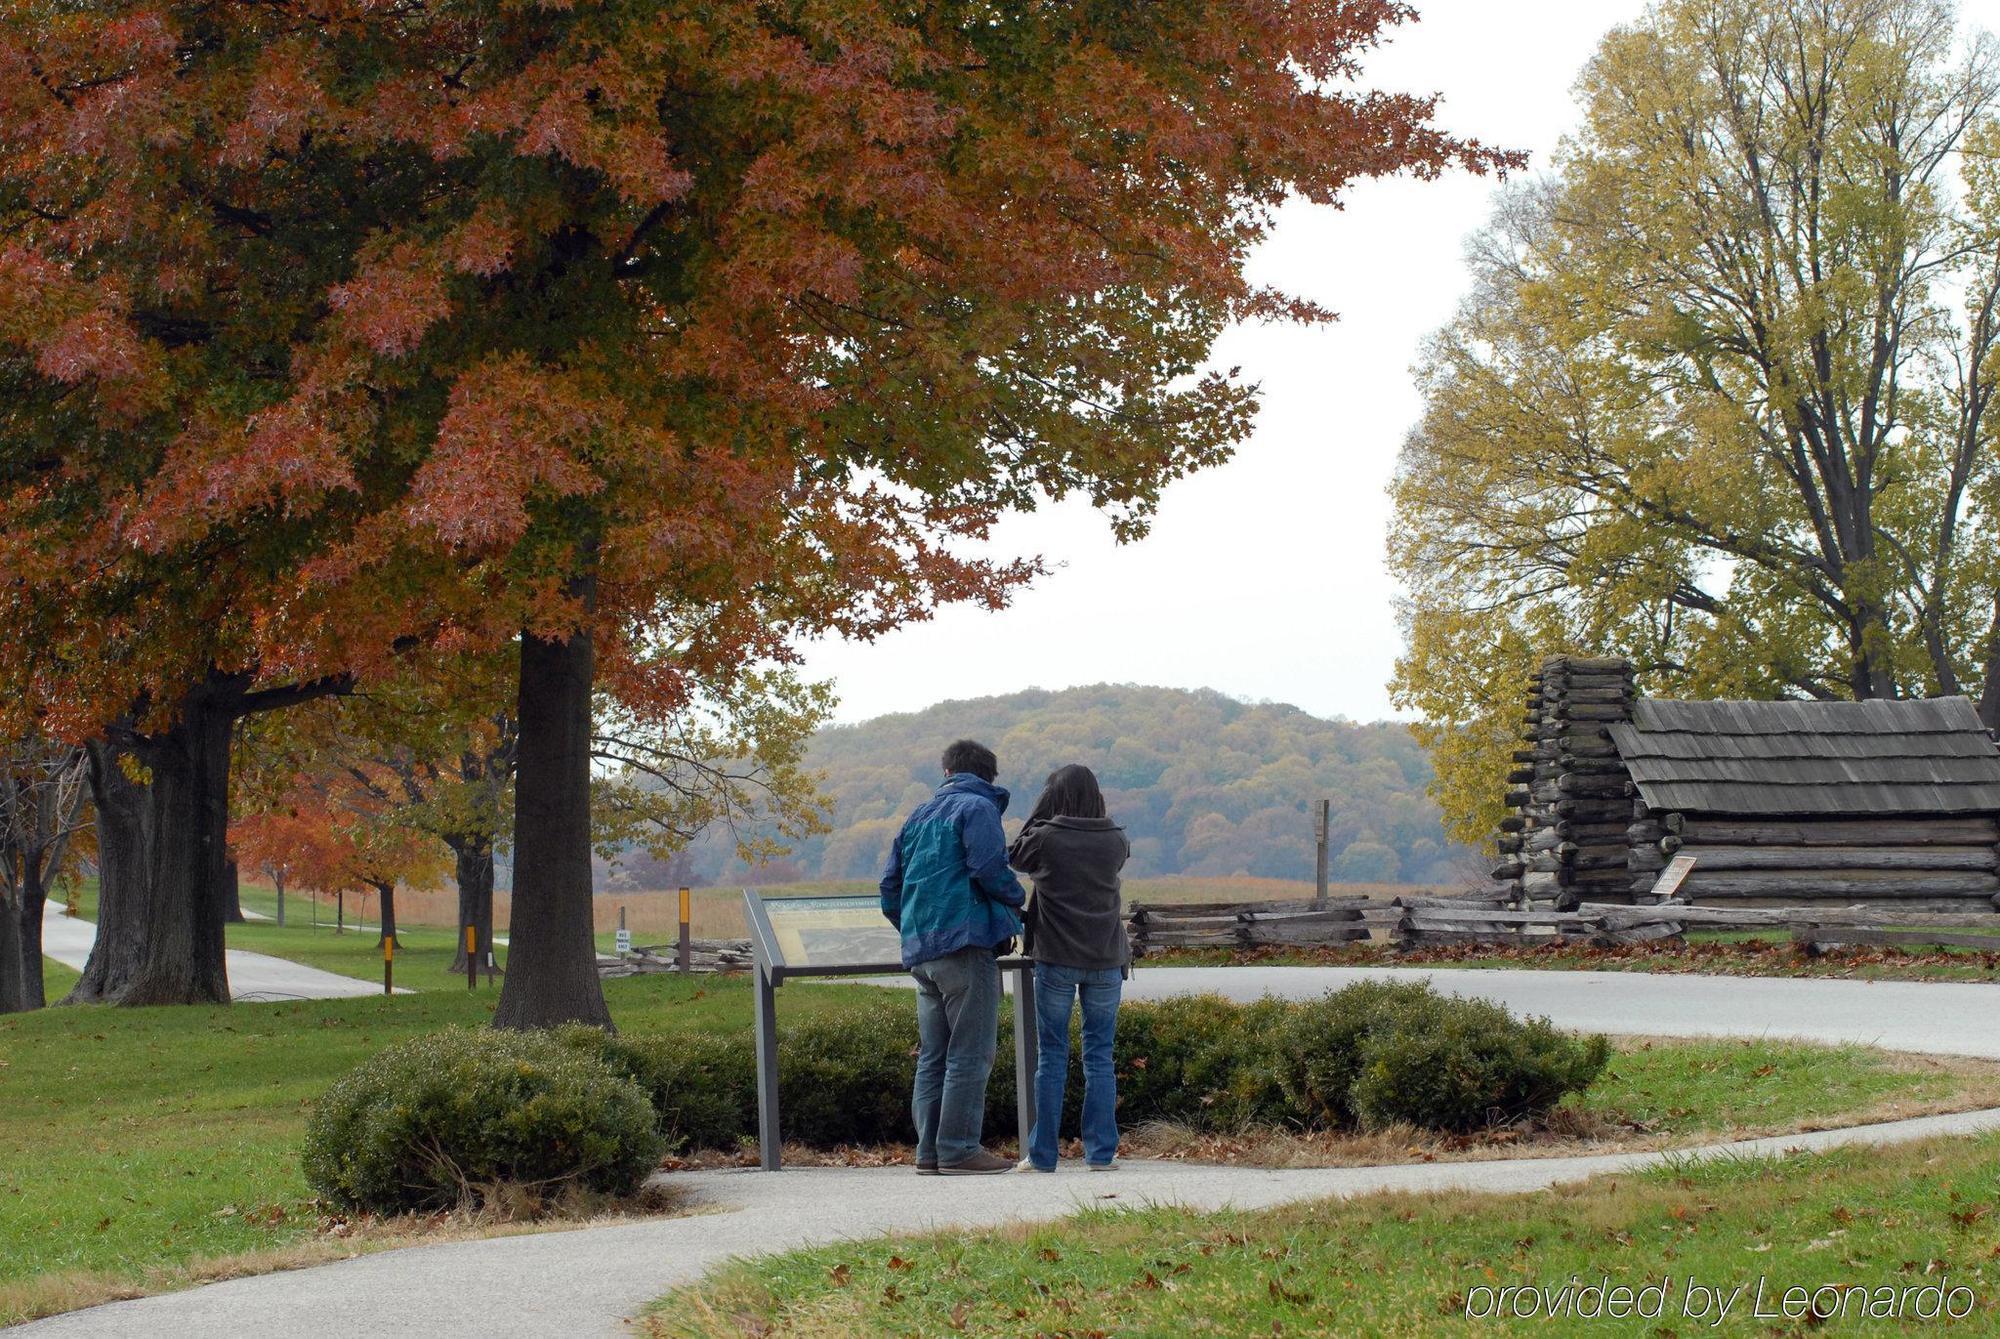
xmin=798 ymin=0 xmax=2000 ymax=728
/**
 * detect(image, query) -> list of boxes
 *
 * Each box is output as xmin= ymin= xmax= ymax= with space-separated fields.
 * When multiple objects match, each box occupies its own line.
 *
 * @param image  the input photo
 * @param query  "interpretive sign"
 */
xmin=1648 ymin=853 xmax=1698 ymax=902
xmin=754 ymin=894 xmax=906 ymax=977
xmin=743 ymin=890 xmax=1035 ymax=1170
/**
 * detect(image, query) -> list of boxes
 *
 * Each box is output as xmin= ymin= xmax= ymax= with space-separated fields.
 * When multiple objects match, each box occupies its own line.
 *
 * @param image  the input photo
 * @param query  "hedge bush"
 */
xmin=554 ymin=1025 xmax=750 ymax=1154
xmin=1269 ymin=979 xmax=1445 ymax=1128
xmin=1349 ymin=997 xmax=1611 ymax=1132
xmin=304 ymin=982 xmax=1610 ymax=1210
xmin=303 ymin=1027 xmax=663 ymax=1214
xmin=623 ymin=979 xmax=1604 ymax=1145
xmin=1111 ymin=995 xmax=1293 ymax=1130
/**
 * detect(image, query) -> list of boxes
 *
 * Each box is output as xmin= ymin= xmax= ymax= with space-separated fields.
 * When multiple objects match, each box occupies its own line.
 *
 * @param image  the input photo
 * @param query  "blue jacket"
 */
xmin=879 ymin=774 xmax=1026 ymax=968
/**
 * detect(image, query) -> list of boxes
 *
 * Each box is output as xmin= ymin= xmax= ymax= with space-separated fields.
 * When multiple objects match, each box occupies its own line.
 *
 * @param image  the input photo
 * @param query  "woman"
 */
xmin=1007 ymin=764 xmax=1130 ymax=1172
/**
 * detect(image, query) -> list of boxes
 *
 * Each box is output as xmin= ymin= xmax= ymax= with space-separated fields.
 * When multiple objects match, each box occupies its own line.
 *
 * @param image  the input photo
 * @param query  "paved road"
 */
xmin=17 ymin=964 xmax=2000 ymax=1336
xmin=20 ymin=1106 xmax=2000 ymax=1339
xmin=39 ymin=907 xmax=404 ymax=1002
xmin=1120 ymin=964 xmax=2000 ymax=1060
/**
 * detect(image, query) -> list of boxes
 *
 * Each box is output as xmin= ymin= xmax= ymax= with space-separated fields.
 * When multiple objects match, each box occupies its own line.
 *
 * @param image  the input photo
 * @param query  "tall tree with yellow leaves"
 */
xmin=1394 ymin=0 xmax=2000 ymax=841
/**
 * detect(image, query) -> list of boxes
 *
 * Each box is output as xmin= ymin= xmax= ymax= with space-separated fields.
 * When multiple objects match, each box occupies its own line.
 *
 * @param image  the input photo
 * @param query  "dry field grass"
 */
xmin=374 ymin=876 xmax=1436 ymax=944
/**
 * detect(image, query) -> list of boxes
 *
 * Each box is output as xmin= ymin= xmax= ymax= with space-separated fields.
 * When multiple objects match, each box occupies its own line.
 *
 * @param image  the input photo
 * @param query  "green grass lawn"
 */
xmin=1568 ymin=1037 xmax=1981 ymax=1138
xmin=647 ymin=1132 xmax=2000 ymax=1337
xmin=0 ymin=973 xmax=873 ymax=1325
xmin=228 ymin=919 xmax=473 ymax=988
xmin=2 ymin=975 xmax=1986 ymax=1331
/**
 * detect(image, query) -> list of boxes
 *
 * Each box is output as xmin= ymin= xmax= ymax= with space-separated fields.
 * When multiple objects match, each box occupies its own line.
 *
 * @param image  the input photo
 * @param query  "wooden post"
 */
xmin=677 ymin=887 xmax=692 ymax=972
xmin=383 ymin=936 xmax=394 ymax=996
xmin=1314 ymin=799 xmax=1330 ymax=907
xmin=276 ymin=884 xmax=285 ymax=928
xmin=466 ymin=925 xmax=477 ymax=991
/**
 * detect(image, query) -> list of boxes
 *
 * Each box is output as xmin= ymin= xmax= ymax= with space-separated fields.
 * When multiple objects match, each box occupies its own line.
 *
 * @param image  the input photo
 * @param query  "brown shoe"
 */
xmin=938 ymin=1149 xmax=1013 ymax=1176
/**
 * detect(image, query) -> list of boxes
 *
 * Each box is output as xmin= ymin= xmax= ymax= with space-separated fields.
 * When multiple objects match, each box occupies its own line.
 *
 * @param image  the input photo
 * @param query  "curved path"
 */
xmin=40 ymin=906 xmax=404 ymax=1002
xmin=16 ymin=967 xmax=2000 ymax=1337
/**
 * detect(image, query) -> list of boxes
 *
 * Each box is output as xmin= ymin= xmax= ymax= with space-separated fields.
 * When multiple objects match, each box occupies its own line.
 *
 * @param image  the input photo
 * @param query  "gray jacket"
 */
xmin=1007 ymin=816 xmax=1131 ymax=971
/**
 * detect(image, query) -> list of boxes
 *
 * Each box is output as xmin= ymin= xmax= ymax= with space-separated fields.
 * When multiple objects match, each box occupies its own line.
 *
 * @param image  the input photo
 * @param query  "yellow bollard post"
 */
xmin=677 ymin=886 xmax=691 ymax=972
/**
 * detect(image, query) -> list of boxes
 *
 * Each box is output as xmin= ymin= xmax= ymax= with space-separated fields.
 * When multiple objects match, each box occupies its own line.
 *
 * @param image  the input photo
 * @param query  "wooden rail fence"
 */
xmin=597 ymin=938 xmax=755 ymax=977
xmin=1126 ymin=895 xmax=2000 ymax=955
xmin=1126 ymin=898 xmax=1375 ymax=954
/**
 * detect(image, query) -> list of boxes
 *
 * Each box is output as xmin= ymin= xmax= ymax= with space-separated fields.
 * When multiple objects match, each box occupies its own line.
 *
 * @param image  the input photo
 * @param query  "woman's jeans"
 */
xmin=911 ymin=946 xmax=1002 ymax=1167
xmin=1026 ymin=961 xmax=1122 ymax=1169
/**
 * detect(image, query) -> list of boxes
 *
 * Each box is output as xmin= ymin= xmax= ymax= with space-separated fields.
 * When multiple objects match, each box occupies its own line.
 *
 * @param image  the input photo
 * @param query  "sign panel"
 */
xmin=614 ymin=927 xmax=632 ymax=955
xmin=757 ymin=894 xmax=904 ymax=973
xmin=1648 ymin=853 xmax=1698 ymax=902
xmin=743 ymin=888 xmax=1035 ymax=1171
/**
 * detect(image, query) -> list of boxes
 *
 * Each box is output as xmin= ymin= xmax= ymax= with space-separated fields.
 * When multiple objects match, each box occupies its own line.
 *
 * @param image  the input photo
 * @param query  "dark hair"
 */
xmin=1027 ymin=764 xmax=1106 ymax=824
xmin=941 ymin=739 xmax=998 ymax=782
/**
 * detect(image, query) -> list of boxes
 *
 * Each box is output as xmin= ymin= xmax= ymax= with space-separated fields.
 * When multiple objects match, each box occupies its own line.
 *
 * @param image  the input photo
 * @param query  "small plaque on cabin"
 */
xmin=1649 ymin=853 xmax=1697 ymax=901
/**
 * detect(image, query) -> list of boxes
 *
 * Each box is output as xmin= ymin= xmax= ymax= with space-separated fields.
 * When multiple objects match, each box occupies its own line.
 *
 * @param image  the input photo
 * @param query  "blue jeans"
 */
xmin=910 ymin=946 xmax=1002 ymax=1166
xmin=1027 ymin=962 xmax=1122 ymax=1170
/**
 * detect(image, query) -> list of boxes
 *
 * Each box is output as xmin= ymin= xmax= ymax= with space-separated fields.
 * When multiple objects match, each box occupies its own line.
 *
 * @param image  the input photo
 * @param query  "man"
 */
xmin=880 ymin=739 xmax=1025 ymax=1175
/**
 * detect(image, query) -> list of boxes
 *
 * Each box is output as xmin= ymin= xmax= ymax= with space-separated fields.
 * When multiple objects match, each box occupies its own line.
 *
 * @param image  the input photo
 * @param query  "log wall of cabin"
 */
xmin=1625 ymin=812 xmax=2000 ymax=909
xmin=1489 ymin=655 xmax=1640 ymax=909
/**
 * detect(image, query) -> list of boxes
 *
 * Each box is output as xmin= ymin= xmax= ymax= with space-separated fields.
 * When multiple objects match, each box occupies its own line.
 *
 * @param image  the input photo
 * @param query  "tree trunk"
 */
xmin=493 ymin=621 xmax=610 ymax=1031
xmin=449 ymin=836 xmax=498 ymax=974
xmin=64 ymin=735 xmax=153 ymax=1004
xmin=17 ymin=860 xmax=46 ymax=1010
xmin=117 ymin=677 xmax=242 ymax=1007
xmin=372 ymin=880 xmax=401 ymax=949
xmin=221 ymin=857 xmax=243 ymax=923
xmin=0 ymin=885 xmax=23 ymax=1015
xmin=1978 ymin=594 xmax=2000 ymax=732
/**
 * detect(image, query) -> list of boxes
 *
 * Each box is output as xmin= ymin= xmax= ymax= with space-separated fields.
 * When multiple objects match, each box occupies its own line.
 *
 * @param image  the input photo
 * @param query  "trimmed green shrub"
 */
xmin=1111 ymin=995 xmax=1292 ymax=1131
xmin=554 ymin=1025 xmax=752 ymax=1154
xmin=306 ymin=982 xmax=1612 ymax=1192
xmin=1271 ymin=979 xmax=1447 ymax=1128
xmin=778 ymin=1003 xmax=923 ymax=1145
xmin=303 ymin=1027 xmax=663 ymax=1213
xmin=1348 ymin=997 xmax=1611 ymax=1132
xmin=651 ymin=1032 xmax=759 ymax=1151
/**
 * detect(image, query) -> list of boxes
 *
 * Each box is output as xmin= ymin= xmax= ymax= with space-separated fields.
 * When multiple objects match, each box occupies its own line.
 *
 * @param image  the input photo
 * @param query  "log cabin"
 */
xmin=1491 ymin=656 xmax=2000 ymax=912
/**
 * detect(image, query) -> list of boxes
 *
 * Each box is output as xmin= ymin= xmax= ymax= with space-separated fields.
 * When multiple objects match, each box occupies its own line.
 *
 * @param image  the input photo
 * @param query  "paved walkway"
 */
xmin=20 ymin=1106 xmax=2000 ymax=1338
xmin=40 ymin=907 xmax=403 ymax=1002
xmin=17 ymin=965 xmax=2000 ymax=1336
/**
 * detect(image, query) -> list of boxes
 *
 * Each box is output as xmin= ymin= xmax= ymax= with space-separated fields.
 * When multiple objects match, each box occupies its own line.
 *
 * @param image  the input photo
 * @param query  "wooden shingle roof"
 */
xmin=1607 ymin=696 xmax=2000 ymax=816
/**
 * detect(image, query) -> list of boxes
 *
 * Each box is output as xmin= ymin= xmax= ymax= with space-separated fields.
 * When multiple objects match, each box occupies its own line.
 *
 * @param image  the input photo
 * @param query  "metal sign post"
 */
xmin=743 ymin=890 xmax=1034 ymax=1171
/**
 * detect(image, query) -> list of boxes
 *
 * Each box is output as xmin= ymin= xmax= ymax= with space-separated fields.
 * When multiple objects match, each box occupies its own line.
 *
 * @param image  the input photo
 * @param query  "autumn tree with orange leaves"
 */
xmin=0 ymin=0 xmax=1514 ymax=1024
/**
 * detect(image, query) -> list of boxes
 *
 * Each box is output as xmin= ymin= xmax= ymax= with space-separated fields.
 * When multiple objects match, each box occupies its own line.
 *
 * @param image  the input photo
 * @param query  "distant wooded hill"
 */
xmin=618 ymin=685 xmax=1478 ymax=889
